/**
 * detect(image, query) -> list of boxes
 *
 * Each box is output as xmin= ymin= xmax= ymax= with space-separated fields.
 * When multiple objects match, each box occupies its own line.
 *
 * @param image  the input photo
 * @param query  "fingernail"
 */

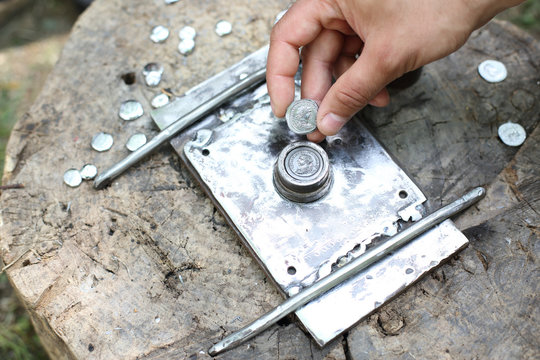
xmin=320 ymin=113 xmax=349 ymax=134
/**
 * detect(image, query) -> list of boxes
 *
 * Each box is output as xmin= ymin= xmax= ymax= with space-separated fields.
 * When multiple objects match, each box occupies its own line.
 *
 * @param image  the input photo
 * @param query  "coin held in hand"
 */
xmin=286 ymin=99 xmax=318 ymax=135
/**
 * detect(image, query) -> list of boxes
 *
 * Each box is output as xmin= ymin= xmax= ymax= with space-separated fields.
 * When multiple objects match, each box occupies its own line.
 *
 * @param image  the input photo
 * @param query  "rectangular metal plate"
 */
xmin=170 ymin=82 xmax=468 ymax=345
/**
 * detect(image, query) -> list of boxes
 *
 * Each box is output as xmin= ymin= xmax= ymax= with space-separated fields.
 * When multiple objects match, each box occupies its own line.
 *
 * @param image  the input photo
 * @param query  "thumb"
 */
xmin=317 ymin=44 xmax=398 ymax=135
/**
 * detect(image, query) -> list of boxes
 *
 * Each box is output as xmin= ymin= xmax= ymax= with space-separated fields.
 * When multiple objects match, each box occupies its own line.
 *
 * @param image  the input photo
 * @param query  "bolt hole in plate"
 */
xmin=155 ymin=47 xmax=469 ymax=346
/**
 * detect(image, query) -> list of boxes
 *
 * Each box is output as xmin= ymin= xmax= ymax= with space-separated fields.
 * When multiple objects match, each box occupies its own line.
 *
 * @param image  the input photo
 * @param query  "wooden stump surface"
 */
xmin=0 ymin=0 xmax=538 ymax=358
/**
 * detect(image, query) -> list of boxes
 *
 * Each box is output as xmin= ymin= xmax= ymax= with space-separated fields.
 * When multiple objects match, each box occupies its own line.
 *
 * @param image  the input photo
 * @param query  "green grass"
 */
xmin=0 ymin=273 xmax=48 ymax=360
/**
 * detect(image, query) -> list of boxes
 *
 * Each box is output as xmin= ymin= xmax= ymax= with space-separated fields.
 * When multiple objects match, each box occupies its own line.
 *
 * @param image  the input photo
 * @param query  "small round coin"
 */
xmin=91 ymin=132 xmax=114 ymax=152
xmin=80 ymin=164 xmax=98 ymax=180
xmin=151 ymin=93 xmax=170 ymax=108
xmin=119 ymin=100 xmax=144 ymax=121
xmin=142 ymin=63 xmax=164 ymax=87
xmin=498 ymin=122 xmax=526 ymax=147
xmin=478 ymin=60 xmax=507 ymax=83
xmin=150 ymin=25 xmax=169 ymax=43
xmin=285 ymin=99 xmax=318 ymax=135
xmin=178 ymin=38 xmax=195 ymax=55
xmin=286 ymin=147 xmax=322 ymax=180
xmin=178 ymin=26 xmax=196 ymax=40
xmin=64 ymin=168 xmax=82 ymax=188
xmin=126 ymin=133 xmax=147 ymax=152
xmin=215 ymin=20 xmax=232 ymax=37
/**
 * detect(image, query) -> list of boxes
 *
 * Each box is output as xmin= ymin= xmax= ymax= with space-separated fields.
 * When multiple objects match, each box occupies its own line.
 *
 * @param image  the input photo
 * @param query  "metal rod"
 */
xmin=208 ymin=187 xmax=486 ymax=356
xmin=93 ymin=67 xmax=267 ymax=189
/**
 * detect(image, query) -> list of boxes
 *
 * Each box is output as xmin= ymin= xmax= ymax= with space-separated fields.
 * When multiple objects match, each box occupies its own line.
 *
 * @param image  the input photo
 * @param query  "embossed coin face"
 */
xmin=478 ymin=60 xmax=507 ymax=83
xmin=91 ymin=132 xmax=114 ymax=152
xmin=286 ymin=147 xmax=323 ymax=181
xmin=80 ymin=164 xmax=98 ymax=180
xmin=151 ymin=93 xmax=170 ymax=108
xmin=119 ymin=100 xmax=144 ymax=121
xmin=285 ymin=99 xmax=318 ymax=135
xmin=178 ymin=26 xmax=196 ymax=40
xmin=150 ymin=25 xmax=169 ymax=43
xmin=178 ymin=38 xmax=195 ymax=55
xmin=64 ymin=169 xmax=82 ymax=187
xmin=215 ymin=20 xmax=232 ymax=37
xmin=126 ymin=133 xmax=147 ymax=152
xmin=498 ymin=122 xmax=526 ymax=147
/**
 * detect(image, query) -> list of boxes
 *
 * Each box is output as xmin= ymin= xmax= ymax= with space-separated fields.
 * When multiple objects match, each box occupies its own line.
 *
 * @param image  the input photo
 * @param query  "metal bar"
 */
xmin=93 ymin=67 xmax=267 ymax=189
xmin=208 ymin=187 xmax=486 ymax=356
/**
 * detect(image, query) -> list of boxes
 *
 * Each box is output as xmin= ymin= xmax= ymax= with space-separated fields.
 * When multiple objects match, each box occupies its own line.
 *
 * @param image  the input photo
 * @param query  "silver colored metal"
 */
xmin=80 ymin=164 xmax=98 ymax=180
xmin=151 ymin=93 xmax=170 ymax=109
xmin=152 ymin=46 xmax=268 ymax=130
xmin=178 ymin=26 xmax=196 ymax=40
xmin=285 ymin=99 xmax=318 ymax=135
xmin=142 ymin=63 xmax=164 ymax=87
xmin=164 ymin=0 xmax=178 ymax=4
xmin=93 ymin=62 xmax=267 ymax=189
xmin=215 ymin=20 xmax=232 ymax=37
xmin=273 ymin=141 xmax=332 ymax=202
xmin=64 ymin=169 xmax=82 ymax=187
xmin=91 ymin=132 xmax=114 ymax=152
xmin=208 ymin=187 xmax=486 ymax=355
xmin=178 ymin=38 xmax=195 ymax=55
xmin=150 ymin=25 xmax=169 ymax=43
xmin=126 ymin=133 xmax=147 ymax=152
xmin=119 ymin=100 xmax=144 ymax=121
xmin=498 ymin=122 xmax=526 ymax=147
xmin=478 ymin=59 xmax=507 ymax=83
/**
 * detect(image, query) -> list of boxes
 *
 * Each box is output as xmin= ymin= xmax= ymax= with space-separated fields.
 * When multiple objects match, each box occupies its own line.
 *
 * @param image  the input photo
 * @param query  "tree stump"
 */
xmin=0 ymin=0 xmax=538 ymax=358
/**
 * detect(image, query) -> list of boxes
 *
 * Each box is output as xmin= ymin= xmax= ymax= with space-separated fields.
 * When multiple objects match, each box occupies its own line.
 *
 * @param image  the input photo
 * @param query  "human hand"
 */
xmin=267 ymin=0 xmax=524 ymax=142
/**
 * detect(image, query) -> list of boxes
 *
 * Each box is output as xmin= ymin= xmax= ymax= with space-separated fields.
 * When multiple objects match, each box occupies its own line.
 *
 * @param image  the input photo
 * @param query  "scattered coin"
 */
xmin=150 ymin=25 xmax=169 ymax=43
xmin=151 ymin=93 xmax=170 ymax=108
xmin=178 ymin=38 xmax=195 ymax=55
xmin=80 ymin=164 xmax=98 ymax=180
xmin=119 ymin=100 xmax=144 ymax=121
xmin=126 ymin=133 xmax=147 ymax=152
xmin=164 ymin=0 xmax=179 ymax=4
xmin=215 ymin=20 xmax=232 ymax=37
xmin=498 ymin=122 xmax=526 ymax=147
xmin=64 ymin=169 xmax=82 ymax=188
xmin=142 ymin=62 xmax=164 ymax=87
xmin=478 ymin=60 xmax=507 ymax=83
xmin=91 ymin=132 xmax=114 ymax=152
xmin=178 ymin=26 xmax=196 ymax=40
xmin=285 ymin=99 xmax=318 ymax=135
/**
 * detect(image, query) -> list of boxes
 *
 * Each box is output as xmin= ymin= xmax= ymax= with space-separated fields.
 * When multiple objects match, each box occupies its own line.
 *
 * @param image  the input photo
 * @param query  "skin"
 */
xmin=267 ymin=0 xmax=525 ymax=142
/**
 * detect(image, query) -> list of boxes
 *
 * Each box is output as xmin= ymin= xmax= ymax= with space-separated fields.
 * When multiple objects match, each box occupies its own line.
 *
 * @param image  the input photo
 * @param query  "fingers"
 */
xmin=267 ymin=0 xmax=352 ymax=117
xmin=317 ymin=42 xmax=403 ymax=136
xmin=300 ymin=29 xmax=344 ymax=103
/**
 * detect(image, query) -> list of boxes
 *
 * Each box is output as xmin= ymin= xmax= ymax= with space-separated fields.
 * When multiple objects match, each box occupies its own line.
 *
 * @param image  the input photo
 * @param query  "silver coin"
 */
xmin=164 ymin=0 xmax=178 ymax=4
xmin=126 ymin=133 xmax=147 ymax=152
xmin=64 ymin=168 xmax=82 ymax=188
xmin=80 ymin=164 xmax=98 ymax=180
xmin=215 ymin=20 xmax=232 ymax=37
xmin=478 ymin=60 xmax=507 ymax=83
xmin=150 ymin=25 xmax=169 ymax=43
xmin=142 ymin=63 xmax=164 ymax=87
xmin=178 ymin=26 xmax=196 ymax=40
xmin=285 ymin=99 xmax=318 ymax=135
xmin=178 ymin=38 xmax=195 ymax=55
xmin=286 ymin=147 xmax=323 ymax=180
xmin=91 ymin=132 xmax=114 ymax=152
xmin=151 ymin=93 xmax=170 ymax=108
xmin=498 ymin=122 xmax=526 ymax=147
xmin=119 ymin=100 xmax=144 ymax=121
xmin=274 ymin=9 xmax=288 ymax=25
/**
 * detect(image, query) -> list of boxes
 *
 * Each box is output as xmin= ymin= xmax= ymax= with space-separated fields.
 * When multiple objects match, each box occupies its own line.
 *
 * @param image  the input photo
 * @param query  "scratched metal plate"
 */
xmin=173 ymin=83 xmax=468 ymax=345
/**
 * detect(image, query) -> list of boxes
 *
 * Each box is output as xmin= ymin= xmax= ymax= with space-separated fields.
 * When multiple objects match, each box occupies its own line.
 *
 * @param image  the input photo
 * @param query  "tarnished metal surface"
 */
xmin=149 ymin=48 xmax=471 ymax=347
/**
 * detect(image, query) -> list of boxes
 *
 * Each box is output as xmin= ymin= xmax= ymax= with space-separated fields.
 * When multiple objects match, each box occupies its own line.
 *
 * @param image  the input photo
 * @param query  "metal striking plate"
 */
xmin=154 ymin=49 xmax=469 ymax=346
